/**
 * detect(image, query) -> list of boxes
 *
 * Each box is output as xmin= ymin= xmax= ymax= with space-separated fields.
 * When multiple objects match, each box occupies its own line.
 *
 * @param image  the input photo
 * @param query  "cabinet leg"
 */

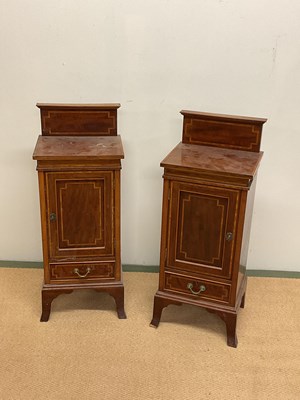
xmin=108 ymin=286 xmax=127 ymax=319
xmin=150 ymin=295 xmax=181 ymax=328
xmin=240 ymin=292 xmax=246 ymax=309
xmin=225 ymin=314 xmax=238 ymax=348
xmin=41 ymin=301 xmax=51 ymax=322
xmin=150 ymin=295 xmax=164 ymax=328
xmin=214 ymin=311 xmax=238 ymax=347
xmin=41 ymin=289 xmax=68 ymax=322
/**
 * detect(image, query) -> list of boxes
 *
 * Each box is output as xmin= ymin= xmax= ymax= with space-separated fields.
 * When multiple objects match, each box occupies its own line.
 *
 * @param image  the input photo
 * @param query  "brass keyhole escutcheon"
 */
xmin=49 ymin=212 xmax=56 ymax=222
xmin=225 ymin=232 xmax=233 ymax=241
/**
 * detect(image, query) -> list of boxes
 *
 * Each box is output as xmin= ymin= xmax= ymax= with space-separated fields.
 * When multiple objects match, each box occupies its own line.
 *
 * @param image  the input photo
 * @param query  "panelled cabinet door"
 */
xmin=167 ymin=181 xmax=240 ymax=279
xmin=46 ymin=171 xmax=114 ymax=259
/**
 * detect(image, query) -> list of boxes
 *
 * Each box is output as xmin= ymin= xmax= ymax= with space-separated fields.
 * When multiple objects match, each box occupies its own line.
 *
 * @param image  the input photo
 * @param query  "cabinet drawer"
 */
xmin=49 ymin=262 xmax=115 ymax=283
xmin=164 ymin=272 xmax=231 ymax=303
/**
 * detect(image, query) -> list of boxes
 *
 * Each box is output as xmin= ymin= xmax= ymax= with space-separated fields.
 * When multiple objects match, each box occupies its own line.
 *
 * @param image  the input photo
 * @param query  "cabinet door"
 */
xmin=46 ymin=171 xmax=114 ymax=259
xmin=167 ymin=181 xmax=239 ymax=279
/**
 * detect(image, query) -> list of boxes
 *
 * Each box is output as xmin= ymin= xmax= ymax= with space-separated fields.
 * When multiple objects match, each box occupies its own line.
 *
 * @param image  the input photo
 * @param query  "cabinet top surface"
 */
xmin=33 ymin=135 xmax=124 ymax=160
xmin=161 ymin=142 xmax=263 ymax=177
xmin=36 ymin=103 xmax=120 ymax=110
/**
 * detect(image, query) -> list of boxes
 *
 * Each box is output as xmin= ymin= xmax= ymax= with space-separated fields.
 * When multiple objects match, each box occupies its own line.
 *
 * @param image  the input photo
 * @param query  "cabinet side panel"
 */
xmin=159 ymin=178 xmax=171 ymax=290
xmin=237 ymin=175 xmax=258 ymax=291
xmin=114 ymin=170 xmax=121 ymax=281
xmin=37 ymin=171 xmax=50 ymax=283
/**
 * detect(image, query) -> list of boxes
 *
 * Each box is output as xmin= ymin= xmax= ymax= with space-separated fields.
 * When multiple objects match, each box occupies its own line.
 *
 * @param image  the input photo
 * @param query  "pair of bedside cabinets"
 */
xmin=33 ymin=103 xmax=266 ymax=347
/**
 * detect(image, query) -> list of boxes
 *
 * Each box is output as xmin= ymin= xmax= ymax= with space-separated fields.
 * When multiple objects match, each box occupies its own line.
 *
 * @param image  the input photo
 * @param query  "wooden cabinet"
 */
xmin=151 ymin=110 xmax=266 ymax=347
xmin=33 ymin=103 xmax=126 ymax=321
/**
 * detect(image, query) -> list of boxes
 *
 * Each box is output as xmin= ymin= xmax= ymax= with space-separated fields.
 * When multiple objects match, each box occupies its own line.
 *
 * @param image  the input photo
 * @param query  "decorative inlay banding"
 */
xmin=165 ymin=273 xmax=231 ymax=303
xmin=57 ymin=179 xmax=104 ymax=248
xmin=42 ymin=110 xmax=117 ymax=136
xmin=183 ymin=117 xmax=261 ymax=152
xmin=177 ymin=191 xmax=228 ymax=267
xmin=50 ymin=263 xmax=115 ymax=280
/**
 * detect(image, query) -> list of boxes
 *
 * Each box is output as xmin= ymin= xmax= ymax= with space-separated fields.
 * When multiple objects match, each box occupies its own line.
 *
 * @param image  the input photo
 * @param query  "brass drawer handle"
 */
xmin=187 ymin=282 xmax=206 ymax=295
xmin=73 ymin=267 xmax=91 ymax=278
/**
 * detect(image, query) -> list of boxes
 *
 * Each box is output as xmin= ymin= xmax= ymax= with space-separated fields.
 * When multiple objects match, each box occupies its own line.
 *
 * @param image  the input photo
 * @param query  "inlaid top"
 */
xmin=161 ymin=142 xmax=263 ymax=178
xmin=33 ymin=135 xmax=124 ymax=160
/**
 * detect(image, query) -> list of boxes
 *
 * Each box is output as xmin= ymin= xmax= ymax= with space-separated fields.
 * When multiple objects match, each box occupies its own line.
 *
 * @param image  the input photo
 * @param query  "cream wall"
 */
xmin=0 ymin=1 xmax=299 ymax=271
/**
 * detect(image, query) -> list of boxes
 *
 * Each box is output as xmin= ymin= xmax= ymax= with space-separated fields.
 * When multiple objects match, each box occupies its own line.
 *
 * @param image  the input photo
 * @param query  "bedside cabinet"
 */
xmin=150 ymin=110 xmax=266 ymax=347
xmin=33 ymin=103 xmax=126 ymax=321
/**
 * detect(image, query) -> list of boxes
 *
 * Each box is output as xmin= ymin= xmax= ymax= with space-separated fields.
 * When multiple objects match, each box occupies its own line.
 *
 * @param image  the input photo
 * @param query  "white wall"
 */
xmin=0 ymin=0 xmax=299 ymax=271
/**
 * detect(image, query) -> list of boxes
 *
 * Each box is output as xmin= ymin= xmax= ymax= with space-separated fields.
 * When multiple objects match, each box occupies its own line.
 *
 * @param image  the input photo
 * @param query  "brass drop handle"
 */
xmin=49 ymin=212 xmax=56 ymax=222
xmin=187 ymin=282 xmax=206 ymax=295
xmin=73 ymin=267 xmax=91 ymax=278
xmin=225 ymin=232 xmax=233 ymax=241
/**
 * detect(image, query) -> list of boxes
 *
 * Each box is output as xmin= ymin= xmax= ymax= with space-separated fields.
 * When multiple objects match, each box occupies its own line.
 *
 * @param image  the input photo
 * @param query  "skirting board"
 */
xmin=0 ymin=260 xmax=299 ymax=278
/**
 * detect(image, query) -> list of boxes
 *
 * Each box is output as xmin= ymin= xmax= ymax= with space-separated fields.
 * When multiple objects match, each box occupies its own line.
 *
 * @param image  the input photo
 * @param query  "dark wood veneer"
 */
xmin=33 ymin=103 xmax=126 ymax=321
xmin=37 ymin=103 xmax=120 ymax=136
xmin=151 ymin=110 xmax=266 ymax=347
xmin=181 ymin=110 xmax=266 ymax=152
xmin=33 ymin=135 xmax=124 ymax=160
xmin=49 ymin=262 xmax=115 ymax=283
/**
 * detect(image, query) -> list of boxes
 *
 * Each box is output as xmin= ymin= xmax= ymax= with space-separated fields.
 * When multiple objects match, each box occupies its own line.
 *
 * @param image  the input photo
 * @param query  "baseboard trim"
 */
xmin=123 ymin=264 xmax=159 ymax=273
xmin=0 ymin=261 xmax=43 ymax=268
xmin=0 ymin=261 xmax=299 ymax=278
xmin=246 ymin=269 xmax=300 ymax=278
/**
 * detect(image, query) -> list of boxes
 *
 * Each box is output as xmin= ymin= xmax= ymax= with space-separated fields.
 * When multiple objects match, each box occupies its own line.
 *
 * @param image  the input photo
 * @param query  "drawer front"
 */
xmin=49 ymin=262 xmax=115 ymax=283
xmin=164 ymin=272 xmax=231 ymax=303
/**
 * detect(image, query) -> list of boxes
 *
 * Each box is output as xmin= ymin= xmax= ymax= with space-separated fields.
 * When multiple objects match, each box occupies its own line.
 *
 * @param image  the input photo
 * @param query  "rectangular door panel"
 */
xmin=46 ymin=171 xmax=114 ymax=259
xmin=167 ymin=182 xmax=239 ymax=278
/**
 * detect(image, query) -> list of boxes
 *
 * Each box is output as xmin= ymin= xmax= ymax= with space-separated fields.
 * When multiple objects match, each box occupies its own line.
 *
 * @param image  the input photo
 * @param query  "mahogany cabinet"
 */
xmin=150 ymin=110 xmax=266 ymax=347
xmin=33 ymin=103 xmax=126 ymax=321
